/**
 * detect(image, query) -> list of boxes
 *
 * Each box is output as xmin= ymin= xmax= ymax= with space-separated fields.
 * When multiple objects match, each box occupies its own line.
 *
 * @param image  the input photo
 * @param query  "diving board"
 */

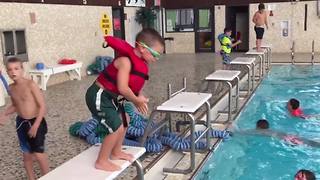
xmin=230 ymin=57 xmax=256 ymax=95
xmin=39 ymin=145 xmax=145 ymax=180
xmin=205 ymin=70 xmax=240 ymax=122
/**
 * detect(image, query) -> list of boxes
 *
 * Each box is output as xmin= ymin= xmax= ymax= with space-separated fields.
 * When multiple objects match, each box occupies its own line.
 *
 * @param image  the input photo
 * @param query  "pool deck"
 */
xmin=0 ymin=52 xmax=319 ymax=179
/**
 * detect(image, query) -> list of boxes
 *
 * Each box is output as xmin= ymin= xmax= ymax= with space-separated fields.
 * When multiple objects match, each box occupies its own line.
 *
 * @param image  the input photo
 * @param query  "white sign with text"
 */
xmin=126 ymin=0 xmax=145 ymax=7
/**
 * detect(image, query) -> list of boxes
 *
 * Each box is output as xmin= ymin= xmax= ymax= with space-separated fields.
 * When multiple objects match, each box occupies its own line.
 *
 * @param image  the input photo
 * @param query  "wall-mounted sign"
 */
xmin=281 ymin=21 xmax=289 ymax=37
xmin=100 ymin=13 xmax=112 ymax=36
xmin=154 ymin=0 xmax=161 ymax=6
xmin=126 ymin=0 xmax=145 ymax=7
xmin=113 ymin=18 xmax=121 ymax=31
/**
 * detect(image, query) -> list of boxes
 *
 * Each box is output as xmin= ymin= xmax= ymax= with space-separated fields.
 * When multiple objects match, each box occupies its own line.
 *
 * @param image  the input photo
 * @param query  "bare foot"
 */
xmin=95 ymin=160 xmax=121 ymax=171
xmin=111 ymin=151 xmax=134 ymax=162
xmin=256 ymin=49 xmax=264 ymax=52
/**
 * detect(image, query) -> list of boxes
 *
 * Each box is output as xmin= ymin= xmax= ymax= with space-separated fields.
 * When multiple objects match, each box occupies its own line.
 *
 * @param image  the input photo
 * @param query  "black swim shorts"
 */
xmin=16 ymin=116 xmax=48 ymax=153
xmin=254 ymin=26 xmax=265 ymax=40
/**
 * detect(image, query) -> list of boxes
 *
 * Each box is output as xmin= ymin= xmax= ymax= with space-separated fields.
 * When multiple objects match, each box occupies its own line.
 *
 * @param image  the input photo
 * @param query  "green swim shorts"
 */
xmin=85 ymin=83 xmax=123 ymax=138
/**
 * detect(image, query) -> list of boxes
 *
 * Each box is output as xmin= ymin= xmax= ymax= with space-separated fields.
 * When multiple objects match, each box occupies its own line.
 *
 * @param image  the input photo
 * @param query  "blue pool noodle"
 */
xmin=0 ymin=74 xmax=9 ymax=95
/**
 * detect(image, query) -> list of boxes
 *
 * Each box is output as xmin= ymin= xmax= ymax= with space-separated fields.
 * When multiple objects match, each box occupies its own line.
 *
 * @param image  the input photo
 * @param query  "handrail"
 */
xmin=291 ymin=41 xmax=295 ymax=65
xmin=168 ymin=77 xmax=187 ymax=99
xmin=311 ymin=40 xmax=315 ymax=65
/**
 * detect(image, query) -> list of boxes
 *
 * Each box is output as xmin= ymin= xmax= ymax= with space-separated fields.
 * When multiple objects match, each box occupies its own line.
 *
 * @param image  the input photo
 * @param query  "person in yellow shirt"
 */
xmin=218 ymin=27 xmax=241 ymax=69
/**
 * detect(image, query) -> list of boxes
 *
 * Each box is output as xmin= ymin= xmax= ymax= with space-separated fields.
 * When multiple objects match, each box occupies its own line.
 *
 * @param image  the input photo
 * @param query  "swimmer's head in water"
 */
xmin=295 ymin=169 xmax=316 ymax=180
xmin=288 ymin=98 xmax=300 ymax=111
xmin=256 ymin=119 xmax=269 ymax=129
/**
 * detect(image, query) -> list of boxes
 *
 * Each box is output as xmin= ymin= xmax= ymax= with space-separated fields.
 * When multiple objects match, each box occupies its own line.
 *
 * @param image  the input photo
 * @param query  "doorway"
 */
xmin=112 ymin=8 xmax=125 ymax=39
xmin=225 ymin=6 xmax=249 ymax=52
xmin=195 ymin=8 xmax=214 ymax=52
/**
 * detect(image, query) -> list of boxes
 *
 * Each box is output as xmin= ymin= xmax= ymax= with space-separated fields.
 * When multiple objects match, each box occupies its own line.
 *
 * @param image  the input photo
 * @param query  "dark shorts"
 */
xmin=254 ymin=26 xmax=264 ymax=39
xmin=220 ymin=51 xmax=231 ymax=64
xmin=16 ymin=116 xmax=47 ymax=153
xmin=85 ymin=83 xmax=124 ymax=139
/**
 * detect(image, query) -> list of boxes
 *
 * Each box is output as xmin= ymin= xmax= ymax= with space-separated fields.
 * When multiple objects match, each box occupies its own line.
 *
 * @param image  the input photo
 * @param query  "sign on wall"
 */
xmin=100 ymin=13 xmax=112 ymax=36
xmin=281 ymin=21 xmax=289 ymax=37
xmin=126 ymin=0 xmax=145 ymax=7
xmin=154 ymin=0 xmax=161 ymax=6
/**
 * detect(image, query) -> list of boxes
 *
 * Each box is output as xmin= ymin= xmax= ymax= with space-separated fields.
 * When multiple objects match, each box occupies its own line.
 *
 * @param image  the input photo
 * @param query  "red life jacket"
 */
xmin=97 ymin=36 xmax=149 ymax=95
xmin=291 ymin=108 xmax=303 ymax=117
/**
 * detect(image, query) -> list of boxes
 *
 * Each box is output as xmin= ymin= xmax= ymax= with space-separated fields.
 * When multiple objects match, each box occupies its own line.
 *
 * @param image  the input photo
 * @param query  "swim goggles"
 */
xmin=137 ymin=42 xmax=161 ymax=60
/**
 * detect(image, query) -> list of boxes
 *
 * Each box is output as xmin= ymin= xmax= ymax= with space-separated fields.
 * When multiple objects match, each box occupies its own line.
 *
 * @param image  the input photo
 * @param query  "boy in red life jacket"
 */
xmin=287 ymin=98 xmax=305 ymax=119
xmin=85 ymin=28 xmax=164 ymax=171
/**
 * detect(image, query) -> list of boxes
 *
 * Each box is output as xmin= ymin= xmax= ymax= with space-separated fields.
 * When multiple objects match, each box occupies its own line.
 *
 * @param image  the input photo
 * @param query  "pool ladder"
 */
xmin=291 ymin=40 xmax=316 ymax=65
xmin=311 ymin=40 xmax=315 ymax=65
xmin=291 ymin=41 xmax=295 ymax=65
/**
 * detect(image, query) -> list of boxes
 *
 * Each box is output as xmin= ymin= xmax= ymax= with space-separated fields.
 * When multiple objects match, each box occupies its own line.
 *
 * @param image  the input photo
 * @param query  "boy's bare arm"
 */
xmin=252 ymin=12 xmax=257 ymax=23
xmin=29 ymin=81 xmax=46 ymax=137
xmin=115 ymin=57 xmax=148 ymax=114
xmin=231 ymin=40 xmax=241 ymax=48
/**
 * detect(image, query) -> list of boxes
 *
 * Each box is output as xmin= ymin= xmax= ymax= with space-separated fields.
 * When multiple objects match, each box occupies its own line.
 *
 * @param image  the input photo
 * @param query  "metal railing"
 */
xmin=168 ymin=77 xmax=187 ymax=99
xmin=291 ymin=41 xmax=295 ymax=65
xmin=291 ymin=40 xmax=316 ymax=65
xmin=312 ymin=40 xmax=315 ymax=65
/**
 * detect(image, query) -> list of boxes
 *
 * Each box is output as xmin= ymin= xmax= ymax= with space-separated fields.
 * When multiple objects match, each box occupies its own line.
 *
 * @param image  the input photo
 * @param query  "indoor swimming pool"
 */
xmin=195 ymin=65 xmax=320 ymax=180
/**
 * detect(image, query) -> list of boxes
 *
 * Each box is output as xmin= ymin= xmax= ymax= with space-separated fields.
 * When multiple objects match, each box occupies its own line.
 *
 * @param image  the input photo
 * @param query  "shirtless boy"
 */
xmin=252 ymin=3 xmax=269 ymax=52
xmin=0 ymin=57 xmax=49 ymax=180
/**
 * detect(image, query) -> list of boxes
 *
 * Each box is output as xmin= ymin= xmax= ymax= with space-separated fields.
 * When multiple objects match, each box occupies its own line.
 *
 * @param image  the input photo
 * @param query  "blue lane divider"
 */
xmin=69 ymin=102 xmax=231 ymax=153
xmin=0 ymin=74 xmax=10 ymax=95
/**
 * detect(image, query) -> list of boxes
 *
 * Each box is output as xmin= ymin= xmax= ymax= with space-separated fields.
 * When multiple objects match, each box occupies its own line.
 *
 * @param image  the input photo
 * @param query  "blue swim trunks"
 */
xmin=16 ymin=116 xmax=48 ymax=153
xmin=220 ymin=51 xmax=231 ymax=65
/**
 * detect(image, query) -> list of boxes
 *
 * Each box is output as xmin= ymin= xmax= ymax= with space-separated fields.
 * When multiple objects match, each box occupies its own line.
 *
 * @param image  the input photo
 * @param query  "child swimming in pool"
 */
xmin=287 ymin=98 xmax=305 ymax=118
xmin=236 ymin=119 xmax=320 ymax=147
xmin=287 ymin=98 xmax=320 ymax=119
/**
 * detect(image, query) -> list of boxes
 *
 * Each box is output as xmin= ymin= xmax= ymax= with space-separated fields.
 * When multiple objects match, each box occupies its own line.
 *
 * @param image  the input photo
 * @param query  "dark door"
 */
xmin=226 ymin=6 xmax=249 ymax=52
xmin=195 ymin=8 xmax=214 ymax=52
xmin=112 ymin=8 xmax=125 ymax=39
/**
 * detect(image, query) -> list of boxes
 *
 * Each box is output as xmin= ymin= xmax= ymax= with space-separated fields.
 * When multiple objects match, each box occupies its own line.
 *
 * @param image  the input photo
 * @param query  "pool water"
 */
xmin=195 ymin=66 xmax=320 ymax=180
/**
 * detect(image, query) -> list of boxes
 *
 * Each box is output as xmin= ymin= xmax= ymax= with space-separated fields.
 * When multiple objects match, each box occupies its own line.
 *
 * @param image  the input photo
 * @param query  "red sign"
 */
xmin=154 ymin=0 xmax=161 ymax=6
xmin=113 ymin=18 xmax=121 ymax=30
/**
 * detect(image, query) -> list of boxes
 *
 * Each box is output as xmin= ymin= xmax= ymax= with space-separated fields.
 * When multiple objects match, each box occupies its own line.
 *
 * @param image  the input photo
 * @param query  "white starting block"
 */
xmin=29 ymin=62 xmax=82 ymax=90
xmin=39 ymin=145 xmax=146 ymax=180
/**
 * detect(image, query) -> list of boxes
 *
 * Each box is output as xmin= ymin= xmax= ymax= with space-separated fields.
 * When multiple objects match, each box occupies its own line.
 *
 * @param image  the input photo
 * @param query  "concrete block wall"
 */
xmin=0 ymin=3 xmax=114 ymax=86
xmin=249 ymin=1 xmax=320 ymax=53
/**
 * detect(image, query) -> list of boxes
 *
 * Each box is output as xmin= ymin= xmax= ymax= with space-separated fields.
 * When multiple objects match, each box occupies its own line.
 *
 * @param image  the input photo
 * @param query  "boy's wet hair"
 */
xmin=258 ymin=3 xmax=265 ymax=11
xmin=295 ymin=169 xmax=316 ymax=180
xmin=289 ymin=98 xmax=300 ymax=110
xmin=256 ymin=119 xmax=269 ymax=129
xmin=6 ymin=57 xmax=23 ymax=68
xmin=136 ymin=28 xmax=165 ymax=47
xmin=224 ymin=27 xmax=232 ymax=33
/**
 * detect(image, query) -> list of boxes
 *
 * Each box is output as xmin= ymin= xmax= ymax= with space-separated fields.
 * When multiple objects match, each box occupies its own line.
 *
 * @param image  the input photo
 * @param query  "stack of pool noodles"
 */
xmin=69 ymin=103 xmax=231 ymax=153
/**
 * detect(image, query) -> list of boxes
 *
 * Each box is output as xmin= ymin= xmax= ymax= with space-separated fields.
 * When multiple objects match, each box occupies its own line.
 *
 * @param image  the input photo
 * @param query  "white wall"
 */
xmin=249 ymin=1 xmax=320 ymax=52
xmin=124 ymin=7 xmax=142 ymax=46
xmin=0 ymin=3 xmax=114 ymax=86
xmin=214 ymin=5 xmax=226 ymax=52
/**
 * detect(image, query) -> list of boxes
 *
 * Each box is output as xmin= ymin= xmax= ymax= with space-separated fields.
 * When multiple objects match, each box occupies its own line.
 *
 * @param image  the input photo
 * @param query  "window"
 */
xmin=1 ymin=29 xmax=28 ymax=62
xmin=166 ymin=9 xmax=194 ymax=32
